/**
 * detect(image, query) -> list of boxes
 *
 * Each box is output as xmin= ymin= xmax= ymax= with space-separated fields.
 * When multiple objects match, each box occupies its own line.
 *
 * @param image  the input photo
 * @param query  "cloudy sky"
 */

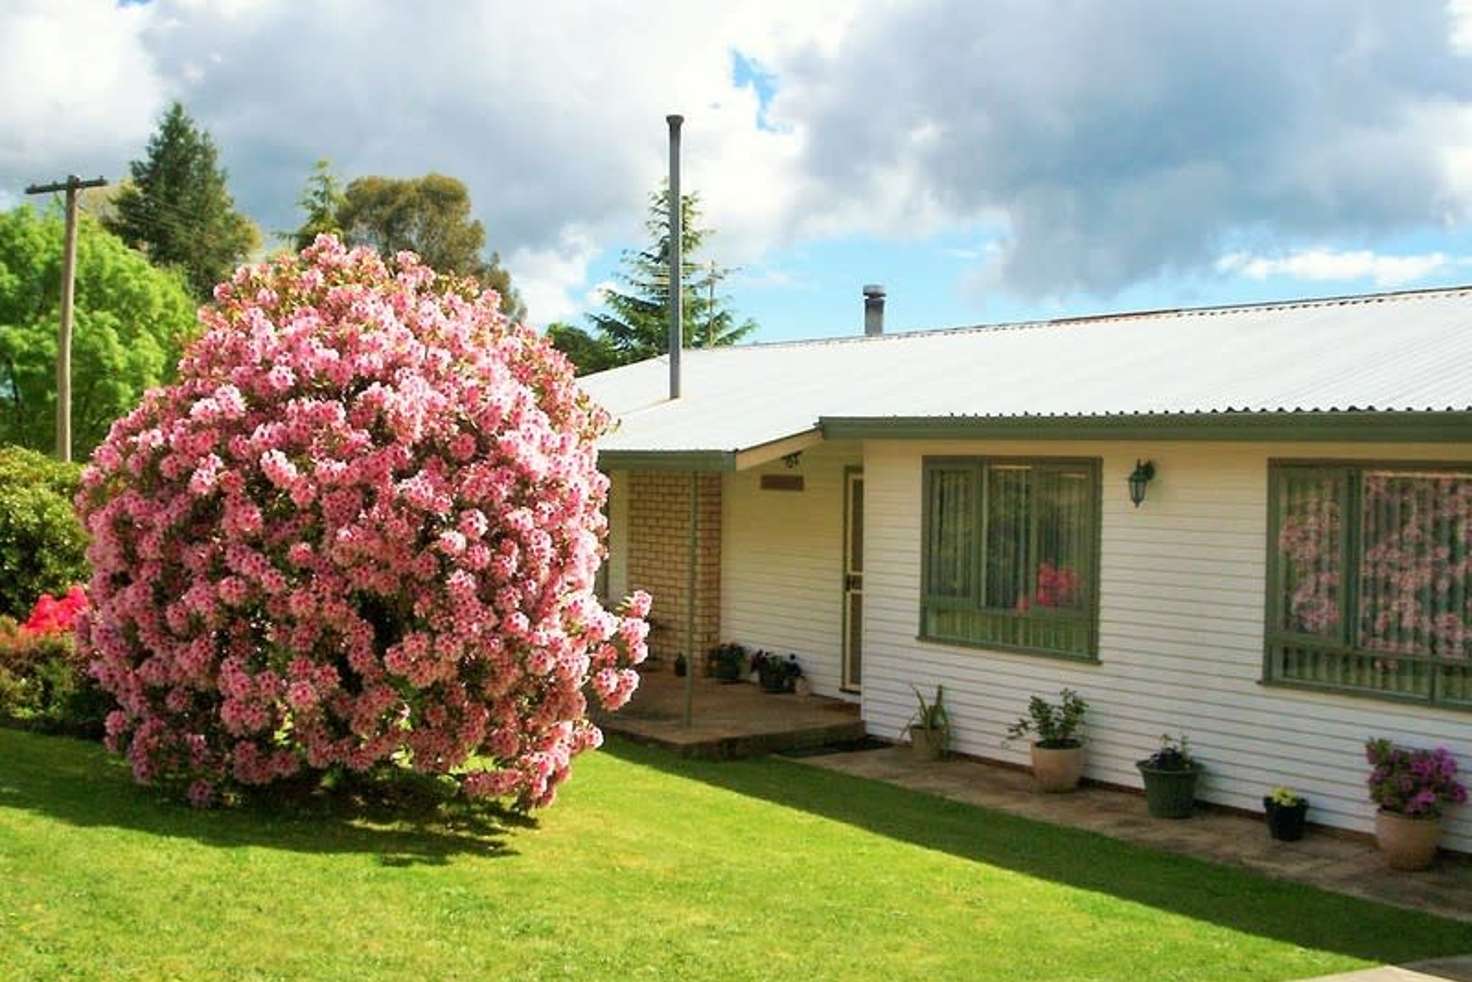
xmin=7 ymin=0 xmax=1472 ymax=341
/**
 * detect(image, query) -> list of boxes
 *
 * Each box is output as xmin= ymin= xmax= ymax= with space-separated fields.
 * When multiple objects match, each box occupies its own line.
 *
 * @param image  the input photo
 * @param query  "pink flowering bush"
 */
xmin=1366 ymin=738 xmax=1467 ymax=818
xmin=76 ymin=235 xmax=650 ymax=808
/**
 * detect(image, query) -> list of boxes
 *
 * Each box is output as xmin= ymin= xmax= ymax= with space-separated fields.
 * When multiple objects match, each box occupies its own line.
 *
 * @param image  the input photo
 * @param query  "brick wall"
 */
xmin=626 ymin=471 xmax=721 ymax=667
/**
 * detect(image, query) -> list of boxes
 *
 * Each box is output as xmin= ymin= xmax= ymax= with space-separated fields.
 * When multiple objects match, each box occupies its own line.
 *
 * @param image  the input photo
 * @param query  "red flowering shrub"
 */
xmin=0 ymin=587 xmax=109 ymax=736
xmin=76 ymin=236 xmax=649 ymax=808
xmin=23 ymin=585 xmax=89 ymax=635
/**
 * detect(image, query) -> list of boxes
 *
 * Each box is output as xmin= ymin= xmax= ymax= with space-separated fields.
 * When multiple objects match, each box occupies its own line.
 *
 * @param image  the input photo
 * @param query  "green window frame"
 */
xmin=1264 ymin=459 xmax=1472 ymax=710
xmin=920 ymin=456 xmax=1102 ymax=662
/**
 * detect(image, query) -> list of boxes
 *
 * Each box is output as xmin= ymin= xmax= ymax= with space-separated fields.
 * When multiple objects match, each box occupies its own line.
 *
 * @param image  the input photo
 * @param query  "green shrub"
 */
xmin=0 ymin=446 xmax=87 ymax=619
xmin=0 ymin=616 xmax=108 ymax=737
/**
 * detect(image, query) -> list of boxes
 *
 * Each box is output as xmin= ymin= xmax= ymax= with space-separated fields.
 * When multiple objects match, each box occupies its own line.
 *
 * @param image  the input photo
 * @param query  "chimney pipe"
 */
xmin=863 ymin=284 xmax=885 ymax=336
xmin=667 ymin=114 xmax=684 ymax=399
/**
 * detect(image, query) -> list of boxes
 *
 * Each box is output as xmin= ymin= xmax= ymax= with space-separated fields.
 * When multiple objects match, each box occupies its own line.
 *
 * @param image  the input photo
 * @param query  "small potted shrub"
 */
xmin=707 ymin=643 xmax=747 ymax=683
xmin=1137 ymin=733 xmax=1200 ymax=819
xmin=1004 ymin=688 xmax=1088 ymax=793
xmin=1366 ymin=738 xmax=1467 ymax=871
xmin=906 ymin=685 xmax=949 ymax=760
xmin=1263 ymin=786 xmax=1309 ymax=842
xmin=752 ymin=651 xmax=802 ymax=693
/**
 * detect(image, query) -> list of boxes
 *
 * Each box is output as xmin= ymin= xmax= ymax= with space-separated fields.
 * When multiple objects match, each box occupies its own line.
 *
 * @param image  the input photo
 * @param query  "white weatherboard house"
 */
xmin=580 ymin=285 xmax=1472 ymax=852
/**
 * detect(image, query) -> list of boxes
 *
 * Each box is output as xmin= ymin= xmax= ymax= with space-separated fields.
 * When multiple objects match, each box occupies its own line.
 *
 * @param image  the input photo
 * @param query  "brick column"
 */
xmin=626 ymin=471 xmax=722 ymax=667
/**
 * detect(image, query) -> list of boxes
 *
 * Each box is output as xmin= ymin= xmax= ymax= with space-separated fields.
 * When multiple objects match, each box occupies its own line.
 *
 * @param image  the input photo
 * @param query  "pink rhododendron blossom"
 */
xmin=76 ymin=236 xmax=647 ymax=809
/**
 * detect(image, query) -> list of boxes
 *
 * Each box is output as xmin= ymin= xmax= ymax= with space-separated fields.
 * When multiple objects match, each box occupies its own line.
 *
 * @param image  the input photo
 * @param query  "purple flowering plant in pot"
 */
xmin=1365 ymin=738 xmax=1467 ymax=871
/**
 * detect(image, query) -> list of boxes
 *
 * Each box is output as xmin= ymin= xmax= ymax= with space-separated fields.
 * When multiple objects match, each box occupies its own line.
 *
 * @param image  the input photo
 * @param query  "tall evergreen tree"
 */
xmin=332 ymin=172 xmax=525 ymax=320
xmin=545 ymin=321 xmax=619 ymax=376
xmin=558 ymin=187 xmax=755 ymax=373
xmin=105 ymin=102 xmax=259 ymax=300
xmin=290 ymin=158 xmax=345 ymax=250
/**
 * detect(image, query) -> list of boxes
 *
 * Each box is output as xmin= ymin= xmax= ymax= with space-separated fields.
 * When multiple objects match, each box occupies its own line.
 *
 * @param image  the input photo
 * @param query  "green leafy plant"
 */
xmin=751 ymin=651 xmax=801 ymax=692
xmin=707 ymin=642 xmax=747 ymax=681
xmin=1004 ymin=689 xmax=1088 ymax=749
xmin=0 ymin=447 xmax=88 ymax=619
xmin=0 ymin=615 xmax=109 ymax=737
xmin=1141 ymin=733 xmax=1196 ymax=772
xmin=909 ymin=685 xmax=950 ymax=731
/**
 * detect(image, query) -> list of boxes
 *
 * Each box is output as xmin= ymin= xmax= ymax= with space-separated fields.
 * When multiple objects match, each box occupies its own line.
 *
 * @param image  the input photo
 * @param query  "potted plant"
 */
xmin=1004 ymin=688 xmax=1088 ymax=792
xmin=1136 ymin=733 xmax=1200 ymax=819
xmin=1263 ymin=786 xmax=1308 ymax=842
xmin=906 ymin=685 xmax=949 ymax=760
xmin=707 ymin=643 xmax=747 ymax=683
xmin=751 ymin=651 xmax=802 ymax=693
xmin=1366 ymin=738 xmax=1467 ymax=871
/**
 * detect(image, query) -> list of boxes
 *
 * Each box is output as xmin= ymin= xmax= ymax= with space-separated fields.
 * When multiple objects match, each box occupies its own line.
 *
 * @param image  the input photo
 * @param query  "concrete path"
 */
xmin=790 ymin=745 xmax=1472 ymax=924
xmin=1306 ymin=956 xmax=1472 ymax=980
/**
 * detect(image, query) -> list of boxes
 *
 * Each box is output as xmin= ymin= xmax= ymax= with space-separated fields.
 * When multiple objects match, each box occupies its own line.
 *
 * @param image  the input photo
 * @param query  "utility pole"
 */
xmin=25 ymin=175 xmax=106 ymax=463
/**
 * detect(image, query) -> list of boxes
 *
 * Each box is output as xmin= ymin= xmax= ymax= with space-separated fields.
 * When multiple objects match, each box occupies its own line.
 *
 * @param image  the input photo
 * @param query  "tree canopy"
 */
xmin=105 ymin=102 xmax=260 ymax=300
xmin=321 ymin=171 xmax=525 ymax=320
xmin=0 ymin=206 xmax=197 ymax=458
xmin=552 ymin=187 xmax=756 ymax=374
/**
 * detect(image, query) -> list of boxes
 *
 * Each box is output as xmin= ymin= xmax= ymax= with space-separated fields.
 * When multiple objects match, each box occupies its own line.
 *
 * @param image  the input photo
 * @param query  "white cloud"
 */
xmin=6 ymin=0 xmax=1472 ymax=317
xmin=504 ymin=230 xmax=600 ymax=327
xmin=1217 ymin=248 xmax=1472 ymax=287
xmin=0 ymin=0 xmax=163 ymax=185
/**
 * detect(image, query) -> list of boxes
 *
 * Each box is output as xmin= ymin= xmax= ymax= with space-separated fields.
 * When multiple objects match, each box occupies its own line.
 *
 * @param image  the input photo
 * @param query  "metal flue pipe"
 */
xmin=667 ymin=114 xmax=683 ymax=400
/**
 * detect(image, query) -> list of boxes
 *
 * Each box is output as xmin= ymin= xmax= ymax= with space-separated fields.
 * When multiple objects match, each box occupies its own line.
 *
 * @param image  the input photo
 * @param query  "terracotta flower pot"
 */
xmin=1375 ymin=810 xmax=1442 ymax=871
xmin=1031 ymin=742 xmax=1085 ymax=792
xmin=910 ymin=725 xmax=946 ymax=761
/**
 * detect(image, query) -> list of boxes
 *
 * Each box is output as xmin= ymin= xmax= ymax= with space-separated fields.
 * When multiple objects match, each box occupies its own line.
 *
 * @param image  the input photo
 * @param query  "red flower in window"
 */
xmin=1035 ymin=562 xmax=1080 ymax=608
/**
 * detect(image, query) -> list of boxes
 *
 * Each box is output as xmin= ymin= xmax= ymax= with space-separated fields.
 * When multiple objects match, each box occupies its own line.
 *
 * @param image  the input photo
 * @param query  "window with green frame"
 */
xmin=921 ymin=456 xmax=1101 ymax=660
xmin=1265 ymin=460 xmax=1472 ymax=709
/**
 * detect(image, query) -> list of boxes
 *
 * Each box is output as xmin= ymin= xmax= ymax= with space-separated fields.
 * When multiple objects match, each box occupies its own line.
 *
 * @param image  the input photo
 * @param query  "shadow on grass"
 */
xmin=0 ymin=728 xmax=530 ymax=867
xmin=601 ymin=739 xmax=1472 ymax=967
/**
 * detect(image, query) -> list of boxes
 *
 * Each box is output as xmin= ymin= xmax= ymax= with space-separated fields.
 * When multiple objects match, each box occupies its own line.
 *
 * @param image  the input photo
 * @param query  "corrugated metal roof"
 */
xmin=578 ymin=285 xmax=1472 ymax=454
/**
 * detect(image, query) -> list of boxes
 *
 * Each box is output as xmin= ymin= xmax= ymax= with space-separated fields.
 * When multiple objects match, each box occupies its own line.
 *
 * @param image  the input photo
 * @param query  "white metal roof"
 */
xmin=578 ymin=286 xmax=1472 ymax=459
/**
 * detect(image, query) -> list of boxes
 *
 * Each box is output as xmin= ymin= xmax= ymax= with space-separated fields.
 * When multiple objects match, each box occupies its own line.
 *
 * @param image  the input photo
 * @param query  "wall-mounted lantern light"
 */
xmin=782 ymin=451 xmax=803 ymax=469
xmin=1128 ymin=459 xmax=1156 ymax=508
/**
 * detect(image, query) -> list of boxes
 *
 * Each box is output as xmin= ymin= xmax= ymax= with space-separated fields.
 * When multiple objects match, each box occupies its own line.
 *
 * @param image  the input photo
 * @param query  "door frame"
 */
xmin=841 ymin=465 xmax=863 ymax=693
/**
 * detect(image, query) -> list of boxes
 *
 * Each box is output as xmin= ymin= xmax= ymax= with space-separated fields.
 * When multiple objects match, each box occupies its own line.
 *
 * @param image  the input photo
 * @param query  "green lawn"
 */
xmin=1 ymin=729 xmax=1466 ymax=981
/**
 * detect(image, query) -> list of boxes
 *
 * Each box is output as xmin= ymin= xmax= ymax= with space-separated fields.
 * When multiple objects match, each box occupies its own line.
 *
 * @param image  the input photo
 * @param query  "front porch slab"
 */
xmin=596 ymin=670 xmax=864 ymax=759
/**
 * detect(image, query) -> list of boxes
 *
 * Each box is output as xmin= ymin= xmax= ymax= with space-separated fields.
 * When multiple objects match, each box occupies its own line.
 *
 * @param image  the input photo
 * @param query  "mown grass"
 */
xmin=1 ymin=727 xmax=1467 ymax=980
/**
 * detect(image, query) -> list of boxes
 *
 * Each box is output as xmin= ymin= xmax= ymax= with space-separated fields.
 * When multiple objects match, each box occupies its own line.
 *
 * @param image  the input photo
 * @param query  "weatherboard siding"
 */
xmin=860 ymin=439 xmax=1472 ymax=852
xmin=720 ymin=441 xmax=863 ymax=701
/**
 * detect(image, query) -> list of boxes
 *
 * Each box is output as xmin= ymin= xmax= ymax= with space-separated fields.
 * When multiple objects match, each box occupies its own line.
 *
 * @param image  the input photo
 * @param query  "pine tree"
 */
xmin=572 ymin=187 xmax=755 ymax=369
xmin=105 ymin=102 xmax=259 ymax=300
xmin=290 ymin=158 xmax=345 ymax=250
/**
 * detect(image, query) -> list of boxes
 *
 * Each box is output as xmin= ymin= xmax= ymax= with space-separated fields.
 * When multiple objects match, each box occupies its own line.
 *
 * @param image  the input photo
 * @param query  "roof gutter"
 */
xmin=596 ymin=449 xmax=736 ymax=472
xmin=819 ymin=411 xmax=1472 ymax=443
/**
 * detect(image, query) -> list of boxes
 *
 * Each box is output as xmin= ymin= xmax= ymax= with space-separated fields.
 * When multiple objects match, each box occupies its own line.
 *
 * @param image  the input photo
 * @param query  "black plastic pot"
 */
xmin=1137 ymin=762 xmax=1199 ymax=819
xmin=758 ymin=672 xmax=792 ymax=694
xmin=711 ymin=659 xmax=744 ymax=682
xmin=1263 ymin=798 xmax=1308 ymax=842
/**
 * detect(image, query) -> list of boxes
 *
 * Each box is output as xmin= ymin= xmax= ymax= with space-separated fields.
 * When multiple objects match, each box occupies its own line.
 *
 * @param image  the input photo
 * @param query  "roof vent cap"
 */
xmin=863 ymin=284 xmax=885 ymax=336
